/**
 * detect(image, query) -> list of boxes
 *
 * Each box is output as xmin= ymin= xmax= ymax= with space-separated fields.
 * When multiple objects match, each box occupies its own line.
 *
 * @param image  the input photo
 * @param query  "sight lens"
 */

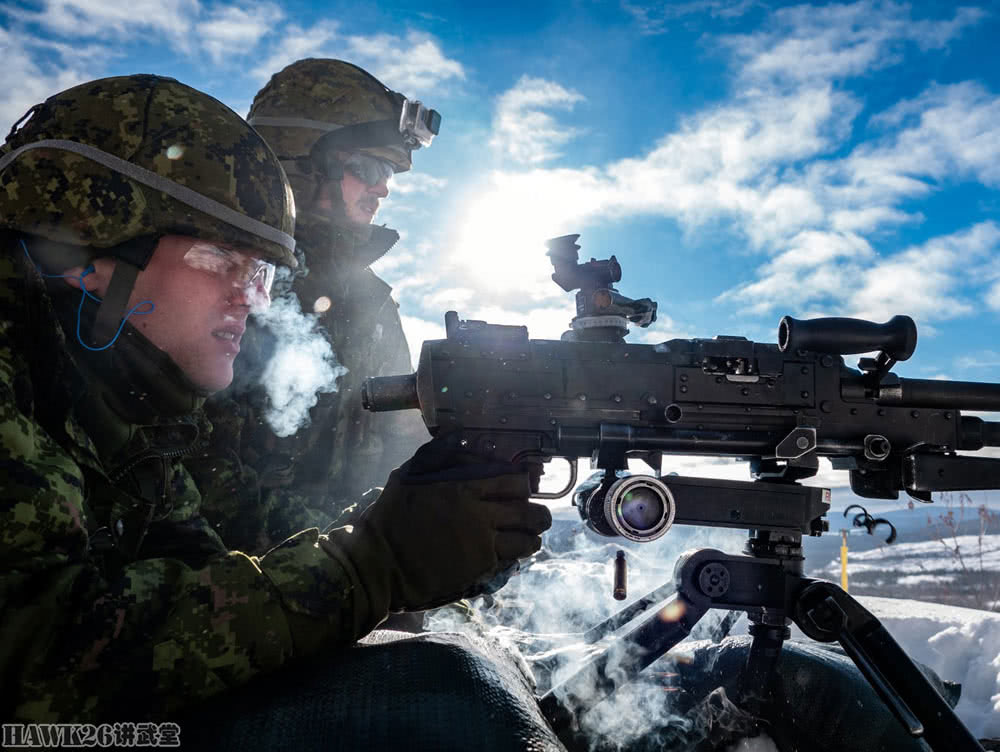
xmin=603 ymin=476 xmax=675 ymax=543
xmin=620 ymin=487 xmax=664 ymax=530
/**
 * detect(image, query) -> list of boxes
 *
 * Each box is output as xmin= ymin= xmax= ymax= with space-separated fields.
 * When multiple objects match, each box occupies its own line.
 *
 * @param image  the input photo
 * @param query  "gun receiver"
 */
xmin=362 ymin=235 xmax=1000 ymax=543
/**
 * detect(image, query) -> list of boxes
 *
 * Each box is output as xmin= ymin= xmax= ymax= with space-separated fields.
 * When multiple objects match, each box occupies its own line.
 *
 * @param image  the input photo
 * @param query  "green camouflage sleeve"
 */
xmin=187 ymin=398 xmax=333 ymax=552
xmin=0 ymin=330 xmax=380 ymax=721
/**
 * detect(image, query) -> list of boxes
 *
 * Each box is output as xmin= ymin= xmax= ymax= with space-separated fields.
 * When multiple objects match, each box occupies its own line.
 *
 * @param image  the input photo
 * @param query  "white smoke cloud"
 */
xmin=428 ymin=515 xmax=750 ymax=749
xmin=255 ymin=295 xmax=347 ymax=437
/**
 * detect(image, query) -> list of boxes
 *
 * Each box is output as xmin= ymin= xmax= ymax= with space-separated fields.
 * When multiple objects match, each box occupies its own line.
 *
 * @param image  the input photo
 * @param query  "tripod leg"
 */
xmin=582 ymin=580 xmax=678 ymax=644
xmin=539 ymin=591 xmax=709 ymax=739
xmin=794 ymin=581 xmax=986 ymax=752
xmin=741 ymin=621 xmax=790 ymax=711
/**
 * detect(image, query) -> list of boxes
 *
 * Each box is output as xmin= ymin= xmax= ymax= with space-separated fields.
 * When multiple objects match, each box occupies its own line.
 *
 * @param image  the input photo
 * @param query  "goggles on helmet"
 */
xmin=182 ymin=241 xmax=275 ymax=313
xmin=342 ymin=152 xmax=396 ymax=186
xmin=399 ymin=99 xmax=441 ymax=149
xmin=258 ymin=95 xmax=441 ymax=175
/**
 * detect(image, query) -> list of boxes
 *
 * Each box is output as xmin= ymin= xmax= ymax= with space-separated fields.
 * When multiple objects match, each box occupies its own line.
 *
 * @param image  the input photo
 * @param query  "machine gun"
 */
xmin=362 ymin=234 xmax=996 ymax=751
xmin=363 ymin=233 xmax=1000 ymax=540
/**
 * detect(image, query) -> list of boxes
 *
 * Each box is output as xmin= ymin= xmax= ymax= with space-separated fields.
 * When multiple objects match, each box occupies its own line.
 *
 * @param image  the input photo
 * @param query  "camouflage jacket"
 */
xmin=0 ymin=243 xmax=380 ymax=722
xmin=190 ymin=219 xmax=426 ymax=552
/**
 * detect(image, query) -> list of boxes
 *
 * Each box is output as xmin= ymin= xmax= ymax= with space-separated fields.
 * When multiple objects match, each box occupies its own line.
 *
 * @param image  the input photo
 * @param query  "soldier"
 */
xmin=190 ymin=59 xmax=432 ymax=552
xmin=0 ymin=74 xmax=550 ymax=722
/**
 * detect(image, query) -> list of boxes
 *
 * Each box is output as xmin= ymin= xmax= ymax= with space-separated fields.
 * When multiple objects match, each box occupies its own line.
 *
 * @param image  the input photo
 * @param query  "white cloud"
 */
xmin=199 ymin=3 xmax=284 ymax=63
xmin=988 ymin=283 xmax=1000 ymax=313
xmin=344 ymin=30 xmax=465 ymax=95
xmin=720 ymin=222 xmax=1000 ymax=322
xmin=621 ymin=0 xmax=757 ymax=35
xmin=422 ymin=287 xmax=477 ymax=310
xmin=490 ymin=76 xmax=585 ymax=165
xmin=8 ymin=0 xmax=197 ymax=39
xmin=634 ymin=313 xmax=693 ymax=343
xmin=389 ymin=172 xmax=448 ymax=196
xmin=248 ymin=21 xmax=341 ymax=81
xmin=0 ymin=27 xmax=96 ymax=131
xmin=400 ymin=315 xmax=446 ymax=371
xmin=957 ymin=352 xmax=1000 ymax=370
xmin=846 ymin=222 xmax=1000 ymax=323
xmin=5 ymin=5 xmax=463 ymax=102
xmin=863 ymin=81 xmax=1000 ymax=190
xmin=443 ymin=2 xmax=993 ymax=330
xmin=721 ymin=1 xmax=984 ymax=86
xmin=250 ymin=27 xmax=464 ymax=96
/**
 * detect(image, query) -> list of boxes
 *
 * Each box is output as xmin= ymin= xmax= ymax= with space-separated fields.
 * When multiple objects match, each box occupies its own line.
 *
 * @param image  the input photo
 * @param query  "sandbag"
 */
xmin=599 ymin=636 xmax=961 ymax=752
xmin=181 ymin=629 xmax=566 ymax=751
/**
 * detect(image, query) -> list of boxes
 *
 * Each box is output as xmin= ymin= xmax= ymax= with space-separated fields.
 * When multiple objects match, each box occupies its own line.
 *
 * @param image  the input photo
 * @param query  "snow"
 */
xmin=897 ymin=574 xmax=956 ymax=586
xmin=846 ymin=597 xmax=1000 ymax=739
xmin=818 ymin=535 xmax=1000 ymax=576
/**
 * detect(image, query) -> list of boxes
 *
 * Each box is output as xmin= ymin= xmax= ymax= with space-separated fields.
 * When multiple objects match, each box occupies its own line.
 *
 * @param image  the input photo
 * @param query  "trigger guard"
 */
xmin=523 ymin=455 xmax=577 ymax=500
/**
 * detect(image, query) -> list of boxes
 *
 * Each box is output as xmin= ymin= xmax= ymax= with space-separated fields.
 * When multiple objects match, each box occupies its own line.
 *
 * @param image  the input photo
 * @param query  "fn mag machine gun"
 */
xmin=363 ymin=234 xmax=999 ymax=751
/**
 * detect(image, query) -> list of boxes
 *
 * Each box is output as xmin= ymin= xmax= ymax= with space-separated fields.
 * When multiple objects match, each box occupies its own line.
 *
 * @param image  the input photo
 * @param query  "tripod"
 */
xmin=538 ymin=520 xmax=986 ymax=752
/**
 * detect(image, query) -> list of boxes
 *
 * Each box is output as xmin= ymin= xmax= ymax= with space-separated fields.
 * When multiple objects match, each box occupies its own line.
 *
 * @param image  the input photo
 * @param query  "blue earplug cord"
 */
xmin=21 ymin=238 xmax=154 ymax=351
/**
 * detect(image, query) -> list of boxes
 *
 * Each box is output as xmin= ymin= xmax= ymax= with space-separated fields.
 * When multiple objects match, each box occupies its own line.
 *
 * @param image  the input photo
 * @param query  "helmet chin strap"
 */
xmin=90 ymin=235 xmax=158 ymax=347
xmin=91 ymin=261 xmax=139 ymax=346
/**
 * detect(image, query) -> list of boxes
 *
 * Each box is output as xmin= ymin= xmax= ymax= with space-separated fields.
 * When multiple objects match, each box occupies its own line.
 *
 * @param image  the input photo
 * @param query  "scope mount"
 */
xmin=545 ymin=233 xmax=657 ymax=343
xmin=858 ymin=351 xmax=898 ymax=396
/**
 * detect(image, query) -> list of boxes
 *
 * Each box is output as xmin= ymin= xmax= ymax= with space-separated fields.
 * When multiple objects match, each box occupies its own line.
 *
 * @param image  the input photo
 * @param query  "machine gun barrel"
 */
xmin=959 ymin=416 xmax=1000 ymax=449
xmin=875 ymin=378 xmax=1000 ymax=413
xmin=362 ymin=373 xmax=419 ymax=412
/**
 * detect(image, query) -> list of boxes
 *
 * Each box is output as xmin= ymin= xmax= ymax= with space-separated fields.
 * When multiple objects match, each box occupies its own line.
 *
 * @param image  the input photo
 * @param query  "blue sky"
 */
xmin=3 ymin=0 xmax=1000 ymax=494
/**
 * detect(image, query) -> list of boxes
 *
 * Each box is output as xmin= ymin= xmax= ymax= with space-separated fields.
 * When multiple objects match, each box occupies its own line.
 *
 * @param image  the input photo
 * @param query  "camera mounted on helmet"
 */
xmin=296 ymin=94 xmax=441 ymax=177
xmin=398 ymin=98 xmax=441 ymax=149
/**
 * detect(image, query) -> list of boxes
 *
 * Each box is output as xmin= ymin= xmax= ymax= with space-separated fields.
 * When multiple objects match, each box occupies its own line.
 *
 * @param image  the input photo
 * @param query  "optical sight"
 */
xmin=575 ymin=473 xmax=676 ymax=543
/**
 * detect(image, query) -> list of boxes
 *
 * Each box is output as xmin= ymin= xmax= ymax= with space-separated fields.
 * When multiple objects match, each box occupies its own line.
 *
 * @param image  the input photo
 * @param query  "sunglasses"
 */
xmin=342 ymin=152 xmax=396 ymax=186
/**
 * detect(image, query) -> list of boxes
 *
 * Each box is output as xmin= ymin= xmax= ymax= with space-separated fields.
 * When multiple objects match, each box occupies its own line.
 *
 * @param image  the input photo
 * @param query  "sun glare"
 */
xmin=449 ymin=172 xmax=595 ymax=299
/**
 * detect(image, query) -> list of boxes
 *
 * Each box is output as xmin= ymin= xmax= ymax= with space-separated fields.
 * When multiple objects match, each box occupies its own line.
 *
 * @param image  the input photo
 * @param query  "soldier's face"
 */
xmin=124 ymin=235 xmax=269 ymax=392
xmin=338 ymin=165 xmax=390 ymax=227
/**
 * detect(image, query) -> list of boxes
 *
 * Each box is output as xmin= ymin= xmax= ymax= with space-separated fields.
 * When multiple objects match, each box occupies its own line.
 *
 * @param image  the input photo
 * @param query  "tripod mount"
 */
xmin=538 ymin=480 xmax=986 ymax=752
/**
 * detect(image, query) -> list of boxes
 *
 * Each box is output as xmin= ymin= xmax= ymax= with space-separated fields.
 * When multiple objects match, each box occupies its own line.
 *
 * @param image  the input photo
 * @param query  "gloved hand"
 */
xmin=319 ymin=436 xmax=552 ymax=630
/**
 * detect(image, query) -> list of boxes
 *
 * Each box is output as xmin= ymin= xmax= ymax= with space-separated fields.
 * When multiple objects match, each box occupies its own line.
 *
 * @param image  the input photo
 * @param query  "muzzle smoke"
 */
xmin=427 ymin=488 xmax=750 ymax=751
xmin=254 ymin=294 xmax=347 ymax=437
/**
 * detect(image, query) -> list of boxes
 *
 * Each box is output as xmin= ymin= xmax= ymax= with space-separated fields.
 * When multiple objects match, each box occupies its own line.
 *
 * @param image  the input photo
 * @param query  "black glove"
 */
xmin=320 ymin=436 xmax=552 ymax=627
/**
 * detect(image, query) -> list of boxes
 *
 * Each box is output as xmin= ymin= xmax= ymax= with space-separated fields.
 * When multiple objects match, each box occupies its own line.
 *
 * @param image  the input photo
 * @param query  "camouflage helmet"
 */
xmin=0 ymin=74 xmax=297 ymax=267
xmin=249 ymin=59 xmax=438 ymax=175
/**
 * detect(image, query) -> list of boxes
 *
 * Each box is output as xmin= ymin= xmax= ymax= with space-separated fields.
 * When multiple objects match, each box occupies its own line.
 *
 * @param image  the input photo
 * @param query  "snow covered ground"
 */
xmin=839 ymin=597 xmax=1000 ymax=740
xmin=816 ymin=534 xmax=1000 ymax=599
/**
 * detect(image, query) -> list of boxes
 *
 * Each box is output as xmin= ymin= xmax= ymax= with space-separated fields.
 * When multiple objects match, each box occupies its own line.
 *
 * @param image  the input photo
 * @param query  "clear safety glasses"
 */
xmin=342 ymin=152 xmax=396 ymax=187
xmin=182 ymin=242 xmax=276 ymax=313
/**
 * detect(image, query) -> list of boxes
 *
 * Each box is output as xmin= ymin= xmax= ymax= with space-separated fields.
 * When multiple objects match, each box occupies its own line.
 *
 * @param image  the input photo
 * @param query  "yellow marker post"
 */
xmin=840 ymin=530 xmax=849 ymax=592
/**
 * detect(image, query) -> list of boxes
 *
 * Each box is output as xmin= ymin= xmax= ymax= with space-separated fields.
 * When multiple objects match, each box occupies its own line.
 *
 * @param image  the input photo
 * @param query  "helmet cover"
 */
xmin=0 ymin=74 xmax=297 ymax=266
